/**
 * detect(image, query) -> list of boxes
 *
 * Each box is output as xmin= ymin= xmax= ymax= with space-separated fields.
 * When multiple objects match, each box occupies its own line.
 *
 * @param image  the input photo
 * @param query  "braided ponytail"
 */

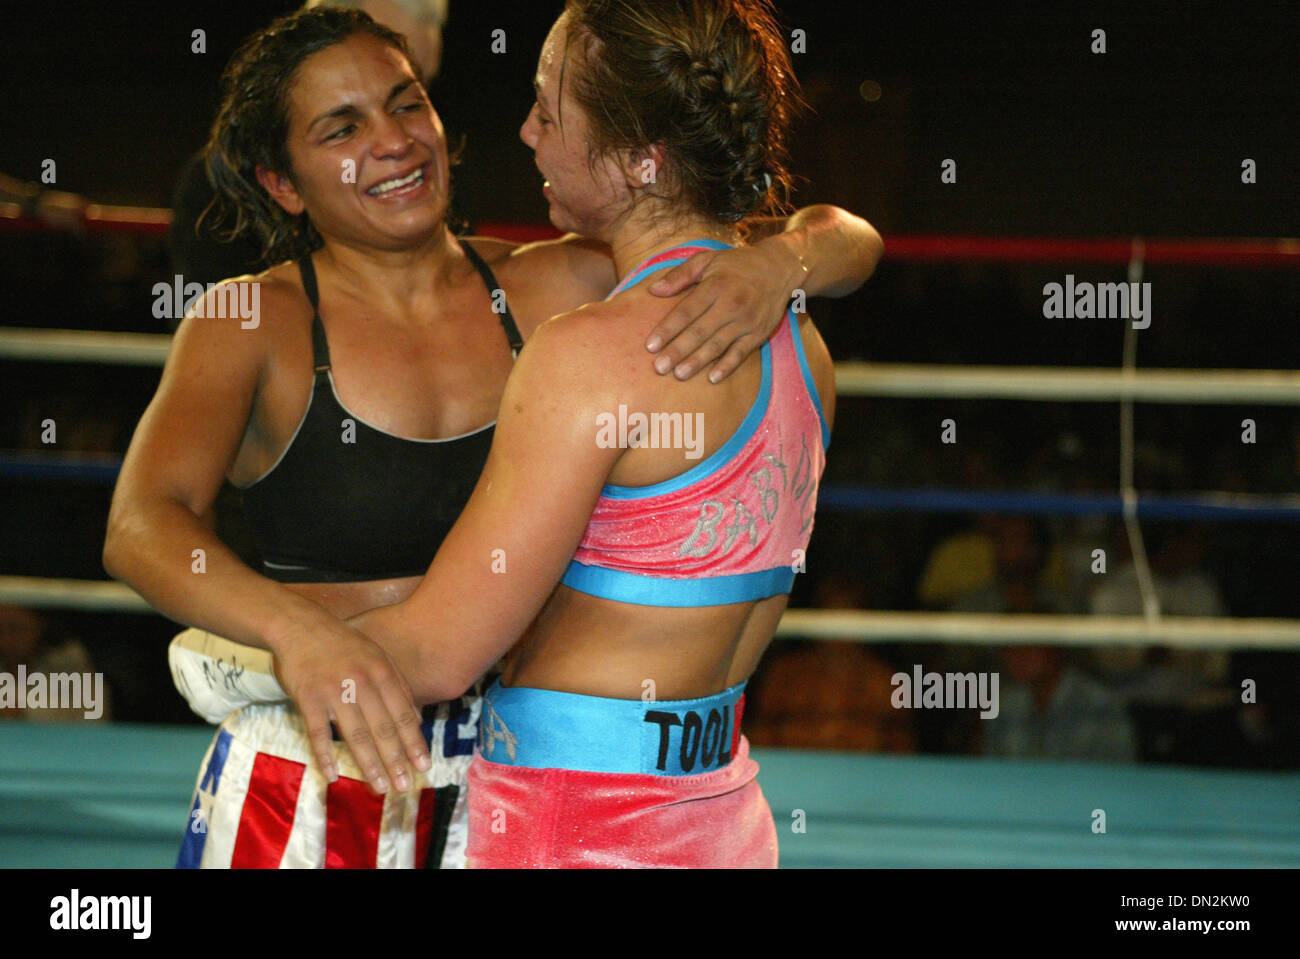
xmin=564 ymin=0 xmax=800 ymax=223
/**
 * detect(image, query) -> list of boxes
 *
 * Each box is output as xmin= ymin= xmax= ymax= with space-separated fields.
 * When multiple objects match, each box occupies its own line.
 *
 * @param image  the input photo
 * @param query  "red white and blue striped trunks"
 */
xmin=176 ymin=697 xmax=480 ymax=869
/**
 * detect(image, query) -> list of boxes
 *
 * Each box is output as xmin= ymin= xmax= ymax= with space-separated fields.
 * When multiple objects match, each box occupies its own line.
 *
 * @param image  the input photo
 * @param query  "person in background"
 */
xmin=980 ymin=644 xmax=1138 ymax=762
xmin=1088 ymin=524 xmax=1231 ymax=700
xmin=954 ymin=517 xmax=1136 ymax=762
xmin=745 ymin=572 xmax=915 ymax=752
xmin=0 ymin=605 xmax=112 ymax=723
xmin=915 ymin=451 xmax=1002 ymax=610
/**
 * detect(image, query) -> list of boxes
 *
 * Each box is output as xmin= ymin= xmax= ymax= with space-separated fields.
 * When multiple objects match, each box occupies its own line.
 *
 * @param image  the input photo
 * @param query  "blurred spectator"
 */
xmin=1040 ymin=516 xmax=1114 ymax=615
xmin=1030 ymin=430 xmax=1116 ymax=615
xmin=1088 ymin=525 xmax=1231 ymax=701
xmin=916 ymin=517 xmax=997 ymax=610
xmin=949 ymin=515 xmax=1063 ymax=617
xmin=981 ymin=645 xmax=1138 ymax=762
xmin=0 ymin=605 xmax=112 ymax=722
xmin=941 ymin=515 xmax=1137 ymax=761
xmin=1086 ymin=525 xmax=1255 ymax=764
xmin=745 ymin=574 xmax=915 ymax=753
xmin=916 ymin=450 xmax=1003 ymax=610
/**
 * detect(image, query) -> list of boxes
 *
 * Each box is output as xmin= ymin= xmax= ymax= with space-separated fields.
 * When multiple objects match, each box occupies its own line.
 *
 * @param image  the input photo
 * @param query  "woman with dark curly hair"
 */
xmin=104 ymin=5 xmax=877 ymax=868
xmin=285 ymin=0 xmax=840 ymax=868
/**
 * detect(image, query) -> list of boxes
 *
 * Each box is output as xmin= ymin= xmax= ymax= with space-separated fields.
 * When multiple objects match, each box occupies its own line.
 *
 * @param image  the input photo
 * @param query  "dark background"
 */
xmin=1 ymin=1 xmax=1297 ymax=763
xmin=3 ymin=0 xmax=1297 ymax=232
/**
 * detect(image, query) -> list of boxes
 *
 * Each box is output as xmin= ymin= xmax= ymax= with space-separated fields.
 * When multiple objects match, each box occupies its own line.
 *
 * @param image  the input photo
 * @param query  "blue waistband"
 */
xmin=477 ymin=680 xmax=746 ymax=777
xmin=561 ymin=562 xmax=796 ymax=607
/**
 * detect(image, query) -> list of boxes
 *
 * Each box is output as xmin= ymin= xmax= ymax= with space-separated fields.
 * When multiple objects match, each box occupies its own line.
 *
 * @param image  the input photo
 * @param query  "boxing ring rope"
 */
xmin=0 ymin=201 xmax=171 ymax=236
xmin=4 ymin=328 xmax=1300 ymax=403
xmin=5 ymin=203 xmax=1299 ymax=265
xmin=0 ymin=328 xmax=171 ymax=366
xmin=3 ymin=205 xmax=1298 ymax=653
xmin=3 ymin=576 xmax=1298 ymax=650
xmin=9 ymin=451 xmax=1300 ymax=521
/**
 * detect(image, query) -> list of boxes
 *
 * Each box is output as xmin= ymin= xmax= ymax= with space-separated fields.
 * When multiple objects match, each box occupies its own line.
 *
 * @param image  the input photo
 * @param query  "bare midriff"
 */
xmin=283 ymin=578 xmax=784 ymax=704
xmin=500 ymin=587 xmax=788 ymax=702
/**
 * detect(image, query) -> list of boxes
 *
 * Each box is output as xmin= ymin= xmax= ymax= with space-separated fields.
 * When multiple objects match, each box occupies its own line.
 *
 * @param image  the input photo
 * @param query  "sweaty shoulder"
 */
xmin=522 ymin=299 xmax=624 ymax=370
xmin=505 ymin=299 xmax=639 ymax=417
xmin=471 ymin=233 xmax=616 ymax=333
xmin=167 ymin=263 xmax=314 ymax=378
xmin=219 ymin=260 xmax=313 ymax=333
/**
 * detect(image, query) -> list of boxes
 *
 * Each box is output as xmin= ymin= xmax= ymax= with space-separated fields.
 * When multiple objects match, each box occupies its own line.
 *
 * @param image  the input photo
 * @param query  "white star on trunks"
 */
xmin=192 ymin=776 xmax=216 ymax=840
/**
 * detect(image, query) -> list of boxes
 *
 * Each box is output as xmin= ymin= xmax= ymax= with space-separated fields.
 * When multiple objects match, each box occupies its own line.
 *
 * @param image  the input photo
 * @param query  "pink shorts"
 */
xmin=466 ymin=735 xmax=778 ymax=868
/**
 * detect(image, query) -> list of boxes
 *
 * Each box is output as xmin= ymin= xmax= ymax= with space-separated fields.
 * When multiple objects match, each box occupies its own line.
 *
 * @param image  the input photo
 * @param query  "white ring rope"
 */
xmin=3 ymin=576 xmax=1298 ymax=651
xmin=3 ymin=327 xmax=1300 ymax=404
xmin=777 ymin=610 xmax=1300 ymax=650
xmin=0 ymin=576 xmax=152 ymax=613
xmin=0 ymin=328 xmax=171 ymax=366
xmin=832 ymin=364 xmax=1300 ymax=404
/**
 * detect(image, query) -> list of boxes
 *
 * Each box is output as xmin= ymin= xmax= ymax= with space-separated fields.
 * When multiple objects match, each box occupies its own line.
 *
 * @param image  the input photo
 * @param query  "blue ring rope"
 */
xmin=4 ymin=453 xmax=1299 ymax=523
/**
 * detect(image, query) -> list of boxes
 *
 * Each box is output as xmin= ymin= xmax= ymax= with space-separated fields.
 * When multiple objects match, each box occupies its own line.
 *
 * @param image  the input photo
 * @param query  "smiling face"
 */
xmin=519 ymin=14 xmax=636 ymax=240
xmin=259 ymin=32 xmax=449 ymax=252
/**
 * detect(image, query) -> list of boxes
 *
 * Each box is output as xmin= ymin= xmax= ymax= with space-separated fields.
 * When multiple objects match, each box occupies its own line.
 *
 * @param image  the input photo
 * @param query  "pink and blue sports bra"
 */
xmin=561 ymin=239 xmax=831 ymax=607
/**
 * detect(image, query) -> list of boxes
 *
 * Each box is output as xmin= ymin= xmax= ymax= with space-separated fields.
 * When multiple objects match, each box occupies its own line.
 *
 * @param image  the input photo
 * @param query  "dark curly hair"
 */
xmin=202 ymin=8 xmax=416 ymax=265
xmin=561 ymin=0 xmax=801 ymax=223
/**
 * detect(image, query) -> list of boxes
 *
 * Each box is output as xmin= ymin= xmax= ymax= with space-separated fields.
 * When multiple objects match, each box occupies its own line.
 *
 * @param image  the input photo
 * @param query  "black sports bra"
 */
xmin=240 ymin=243 xmax=522 ymax=582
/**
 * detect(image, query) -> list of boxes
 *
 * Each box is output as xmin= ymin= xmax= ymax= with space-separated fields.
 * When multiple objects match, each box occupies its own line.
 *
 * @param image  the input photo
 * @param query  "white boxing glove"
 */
xmin=168 ymin=628 xmax=289 ymax=725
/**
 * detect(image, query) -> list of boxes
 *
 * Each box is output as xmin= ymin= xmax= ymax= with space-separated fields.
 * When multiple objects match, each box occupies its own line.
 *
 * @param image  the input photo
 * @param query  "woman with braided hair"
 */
xmin=276 ymin=0 xmax=841 ymax=867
